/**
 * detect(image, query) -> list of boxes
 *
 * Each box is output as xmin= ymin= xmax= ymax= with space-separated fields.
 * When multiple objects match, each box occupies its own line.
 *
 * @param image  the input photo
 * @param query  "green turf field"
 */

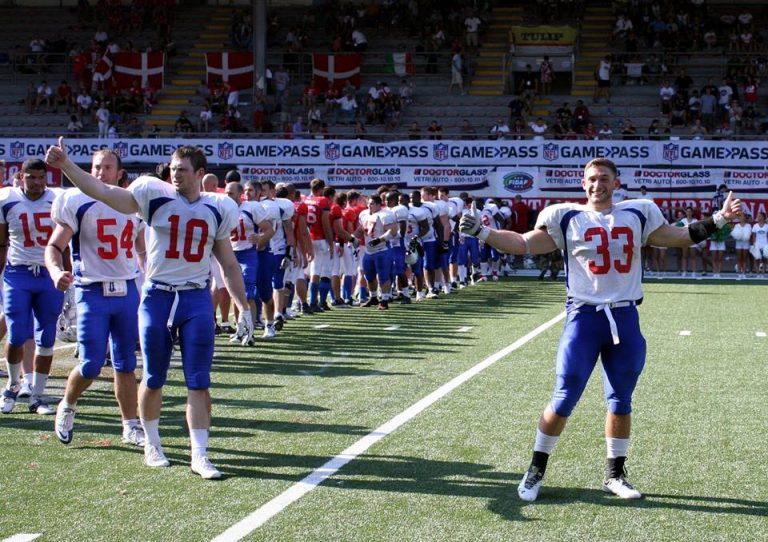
xmin=1 ymin=279 xmax=766 ymax=542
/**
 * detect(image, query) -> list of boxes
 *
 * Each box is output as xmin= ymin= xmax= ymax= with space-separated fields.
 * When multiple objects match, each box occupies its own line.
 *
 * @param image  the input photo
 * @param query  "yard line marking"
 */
xmin=313 ymin=324 xmax=330 ymax=329
xmin=384 ymin=325 xmax=400 ymax=331
xmin=211 ymin=310 xmax=566 ymax=542
xmin=54 ymin=344 xmax=76 ymax=352
xmin=679 ymin=330 xmax=691 ymax=336
xmin=457 ymin=326 xmax=473 ymax=332
xmin=756 ymin=331 xmax=766 ymax=337
xmin=2 ymin=534 xmax=42 ymax=542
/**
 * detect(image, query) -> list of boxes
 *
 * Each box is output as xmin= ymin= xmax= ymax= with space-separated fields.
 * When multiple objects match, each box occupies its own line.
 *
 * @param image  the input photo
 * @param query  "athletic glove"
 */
xmin=368 ymin=237 xmax=383 ymax=248
xmin=459 ymin=203 xmax=490 ymax=241
xmin=230 ymin=310 xmax=255 ymax=346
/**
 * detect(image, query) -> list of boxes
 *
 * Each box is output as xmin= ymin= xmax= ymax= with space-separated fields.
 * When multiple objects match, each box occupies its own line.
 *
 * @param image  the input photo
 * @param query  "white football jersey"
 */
xmin=752 ymin=223 xmax=768 ymax=246
xmin=0 ymin=187 xmax=59 ymax=266
xmin=52 ymin=189 xmax=142 ymax=284
xmin=128 ymin=176 xmax=237 ymax=286
xmin=482 ymin=202 xmax=500 ymax=229
xmin=230 ymin=200 xmax=267 ymax=252
xmin=390 ymin=204 xmax=410 ymax=242
xmin=359 ymin=209 xmax=395 ymax=254
xmin=536 ymin=199 xmax=666 ymax=304
xmin=260 ymin=198 xmax=294 ymax=254
xmin=406 ymin=204 xmax=430 ymax=242
xmin=420 ymin=201 xmax=439 ymax=243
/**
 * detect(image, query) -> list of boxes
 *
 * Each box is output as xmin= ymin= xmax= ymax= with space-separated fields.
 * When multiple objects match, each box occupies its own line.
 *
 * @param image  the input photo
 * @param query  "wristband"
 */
xmin=523 ymin=235 xmax=531 ymax=254
xmin=688 ymin=217 xmax=717 ymax=243
xmin=477 ymin=226 xmax=490 ymax=242
xmin=712 ymin=210 xmax=727 ymax=229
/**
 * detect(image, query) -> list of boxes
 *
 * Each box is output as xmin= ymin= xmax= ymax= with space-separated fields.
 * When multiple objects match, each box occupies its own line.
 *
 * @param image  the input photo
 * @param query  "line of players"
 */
xmin=0 ymin=144 xmax=518 ymax=478
xmin=219 ymin=176 xmax=519 ymax=329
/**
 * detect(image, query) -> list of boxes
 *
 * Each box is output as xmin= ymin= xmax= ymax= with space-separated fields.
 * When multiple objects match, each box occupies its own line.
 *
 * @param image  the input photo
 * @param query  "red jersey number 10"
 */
xmin=165 ymin=215 xmax=209 ymax=262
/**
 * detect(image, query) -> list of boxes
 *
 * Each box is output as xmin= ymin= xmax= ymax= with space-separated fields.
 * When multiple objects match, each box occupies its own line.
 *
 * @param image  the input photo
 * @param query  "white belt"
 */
xmin=572 ymin=300 xmax=636 ymax=346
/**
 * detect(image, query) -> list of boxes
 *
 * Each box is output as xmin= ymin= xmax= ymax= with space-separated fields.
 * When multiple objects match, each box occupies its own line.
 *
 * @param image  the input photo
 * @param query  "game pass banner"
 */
xmin=6 ymin=138 xmax=768 ymax=168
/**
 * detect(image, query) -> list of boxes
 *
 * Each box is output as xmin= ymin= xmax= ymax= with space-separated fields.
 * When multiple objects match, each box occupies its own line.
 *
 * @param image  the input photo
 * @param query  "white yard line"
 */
xmin=384 ymin=325 xmax=401 ymax=331
xmin=313 ymin=324 xmax=330 ymax=329
xmin=1 ymin=534 xmax=42 ymax=542
xmin=457 ymin=326 xmax=473 ymax=332
xmin=756 ymin=331 xmax=766 ymax=338
xmin=211 ymin=311 xmax=566 ymax=542
xmin=679 ymin=330 xmax=691 ymax=336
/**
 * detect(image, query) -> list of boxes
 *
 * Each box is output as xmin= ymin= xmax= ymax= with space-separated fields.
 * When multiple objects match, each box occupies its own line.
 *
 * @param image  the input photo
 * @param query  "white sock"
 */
xmin=60 ymin=399 xmax=76 ymax=410
xmin=533 ymin=428 xmax=560 ymax=455
xmin=6 ymin=362 xmax=21 ymax=387
xmin=31 ymin=372 xmax=48 ymax=400
xmin=190 ymin=428 xmax=209 ymax=457
xmin=141 ymin=418 xmax=161 ymax=447
xmin=458 ymin=265 xmax=467 ymax=281
xmin=400 ymin=287 xmax=410 ymax=297
xmin=606 ymin=437 xmax=630 ymax=459
xmin=122 ymin=418 xmax=139 ymax=431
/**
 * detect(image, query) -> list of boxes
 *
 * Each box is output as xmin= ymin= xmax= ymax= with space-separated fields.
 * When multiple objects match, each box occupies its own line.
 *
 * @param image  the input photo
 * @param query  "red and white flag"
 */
xmin=93 ymin=50 xmax=113 ymax=80
xmin=205 ymin=52 xmax=254 ymax=91
xmin=312 ymin=54 xmax=362 ymax=92
xmin=113 ymin=52 xmax=164 ymax=89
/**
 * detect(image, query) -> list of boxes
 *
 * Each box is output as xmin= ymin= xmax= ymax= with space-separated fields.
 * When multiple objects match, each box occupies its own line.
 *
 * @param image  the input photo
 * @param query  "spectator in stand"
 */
xmin=449 ymin=51 xmax=464 ymax=95
xmin=518 ymin=64 xmax=537 ymax=112
xmin=488 ymin=118 xmax=510 ymax=140
xmin=93 ymin=26 xmax=109 ymax=48
xmin=539 ymin=55 xmax=554 ymax=95
xmin=715 ymin=121 xmax=733 ymax=140
xmin=54 ymin=80 xmax=74 ymax=114
xmin=335 ymin=92 xmax=357 ymax=125
xmin=292 ymin=116 xmax=308 ymax=139
xmin=273 ymin=65 xmax=289 ymax=103
xmin=613 ymin=13 xmax=633 ymax=43
xmin=67 ymin=114 xmax=83 ymax=133
xmin=687 ymin=89 xmax=701 ymax=121
xmin=464 ymin=12 xmax=481 ymax=50
xmin=126 ymin=115 xmax=143 ymax=137
xmin=199 ymin=104 xmax=212 ymax=133
xmin=620 ymin=118 xmax=638 ymax=139
xmin=35 ymin=80 xmax=54 ymax=111
xmin=508 ymin=94 xmax=526 ymax=125
xmin=582 ymin=122 xmax=598 ymax=140
xmin=459 ymin=119 xmax=477 ymax=140
xmin=717 ymin=78 xmax=733 ymax=121
xmin=670 ymin=91 xmax=688 ymax=127
xmin=700 ymin=87 xmax=716 ymax=131
xmin=572 ymin=99 xmax=590 ymax=133
xmin=594 ymin=55 xmax=612 ymax=104
xmin=555 ymin=102 xmax=572 ymax=124
xmin=648 ymin=118 xmax=662 ymax=140
xmin=107 ymin=121 xmax=119 ymax=138
xmin=353 ymin=120 xmax=367 ymax=139
xmin=398 ymin=78 xmax=413 ymax=105
xmin=407 ymin=121 xmax=421 ymax=140
xmin=174 ymin=111 xmax=194 ymax=134
xmin=728 ymin=99 xmax=743 ymax=134
xmin=302 ymin=80 xmax=320 ymax=110
xmin=96 ymin=101 xmax=110 ymax=138
xmin=427 ymin=120 xmax=443 ymax=140
xmin=598 ymin=123 xmax=614 ymax=139
xmin=351 ymin=28 xmax=368 ymax=52
xmin=509 ymin=117 xmax=527 ymax=140
xmin=528 ymin=117 xmax=548 ymax=140
xmin=307 ymin=102 xmax=322 ymax=130
xmin=689 ymin=118 xmax=707 ymax=139
xmin=658 ymin=79 xmax=674 ymax=116
xmin=76 ymin=89 xmax=94 ymax=123
xmin=674 ymin=68 xmax=693 ymax=100
xmin=744 ymin=77 xmax=758 ymax=107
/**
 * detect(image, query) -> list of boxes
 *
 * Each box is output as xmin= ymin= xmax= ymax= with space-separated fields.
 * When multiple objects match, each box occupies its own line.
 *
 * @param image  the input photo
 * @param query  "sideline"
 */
xmin=211 ymin=311 xmax=566 ymax=542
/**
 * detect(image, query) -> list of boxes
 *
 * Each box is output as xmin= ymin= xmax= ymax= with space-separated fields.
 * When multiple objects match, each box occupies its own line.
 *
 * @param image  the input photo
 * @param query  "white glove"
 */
xmin=230 ymin=310 xmax=255 ymax=346
xmin=459 ymin=202 xmax=490 ymax=241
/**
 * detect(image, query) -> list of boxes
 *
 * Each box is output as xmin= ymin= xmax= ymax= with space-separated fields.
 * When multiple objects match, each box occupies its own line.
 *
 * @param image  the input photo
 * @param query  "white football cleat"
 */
xmin=122 ymin=425 xmax=146 ymax=447
xmin=29 ymin=399 xmax=55 ymax=415
xmin=262 ymin=324 xmax=276 ymax=339
xmin=144 ymin=444 xmax=170 ymax=468
xmin=1 ymin=386 xmax=19 ymax=414
xmin=518 ymin=466 xmax=545 ymax=502
xmin=191 ymin=455 xmax=222 ymax=479
xmin=17 ymin=379 xmax=32 ymax=398
xmin=603 ymin=476 xmax=642 ymax=499
xmin=55 ymin=404 xmax=76 ymax=444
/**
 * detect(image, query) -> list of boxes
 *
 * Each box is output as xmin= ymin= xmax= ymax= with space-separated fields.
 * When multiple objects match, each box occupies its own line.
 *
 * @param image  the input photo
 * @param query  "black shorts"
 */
xmin=598 ymin=79 xmax=610 ymax=88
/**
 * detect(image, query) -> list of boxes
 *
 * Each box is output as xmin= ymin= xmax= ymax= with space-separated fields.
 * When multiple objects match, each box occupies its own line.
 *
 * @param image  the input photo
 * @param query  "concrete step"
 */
xmin=571 ymin=89 xmax=593 ymax=96
xmin=469 ymin=88 xmax=504 ymax=96
xmin=166 ymin=88 xmax=199 ymax=95
xmin=158 ymin=98 xmax=192 ymax=106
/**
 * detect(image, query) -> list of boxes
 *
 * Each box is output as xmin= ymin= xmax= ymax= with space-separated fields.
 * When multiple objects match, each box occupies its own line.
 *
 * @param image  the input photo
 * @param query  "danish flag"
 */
xmin=312 ymin=54 xmax=362 ymax=92
xmin=112 ymin=52 xmax=165 ymax=89
xmin=205 ymin=52 xmax=254 ymax=91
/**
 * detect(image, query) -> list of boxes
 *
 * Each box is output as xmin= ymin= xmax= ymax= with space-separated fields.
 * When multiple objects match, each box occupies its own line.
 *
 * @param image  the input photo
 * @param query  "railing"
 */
xmin=6 ymin=53 xmax=71 ymax=85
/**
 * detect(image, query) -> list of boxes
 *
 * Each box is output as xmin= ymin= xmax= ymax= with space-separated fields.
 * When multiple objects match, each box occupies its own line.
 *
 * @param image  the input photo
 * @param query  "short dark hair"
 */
xmin=172 ymin=145 xmax=207 ymax=172
xmin=323 ymin=186 xmax=336 ymax=198
xmin=21 ymin=158 xmax=46 ymax=173
xmin=310 ymin=178 xmax=325 ymax=193
xmin=225 ymin=170 xmax=241 ymax=183
xmin=261 ymin=179 xmax=276 ymax=191
xmin=369 ymin=194 xmax=382 ymax=206
xmin=275 ymin=185 xmax=289 ymax=199
xmin=386 ymin=191 xmax=399 ymax=206
xmin=227 ymin=181 xmax=243 ymax=195
xmin=347 ymin=190 xmax=361 ymax=202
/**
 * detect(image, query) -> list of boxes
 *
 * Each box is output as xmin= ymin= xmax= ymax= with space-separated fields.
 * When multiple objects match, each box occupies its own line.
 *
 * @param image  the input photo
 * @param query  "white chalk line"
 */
xmin=211 ymin=310 xmax=566 ymax=541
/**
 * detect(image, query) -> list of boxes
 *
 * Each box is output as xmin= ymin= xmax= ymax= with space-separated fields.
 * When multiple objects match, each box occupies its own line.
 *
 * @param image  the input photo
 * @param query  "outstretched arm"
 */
xmin=45 ymin=136 xmax=139 ymax=214
xmin=460 ymin=207 xmax=557 ymax=255
xmin=648 ymin=191 xmax=743 ymax=248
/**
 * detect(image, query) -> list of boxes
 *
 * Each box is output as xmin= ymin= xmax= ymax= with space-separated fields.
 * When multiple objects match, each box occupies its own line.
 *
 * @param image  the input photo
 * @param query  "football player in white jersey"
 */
xmin=46 ymin=150 xmax=147 ymax=445
xmin=406 ymin=191 xmax=432 ymax=301
xmin=460 ymin=157 xmax=742 ymax=502
xmin=224 ymin=180 xmax=274 ymax=334
xmin=205 ymin=173 xmax=233 ymax=334
xmin=46 ymin=138 xmax=254 ymax=480
xmin=478 ymin=198 xmax=505 ymax=281
xmin=420 ymin=187 xmax=450 ymax=297
xmin=355 ymin=194 xmax=397 ymax=310
xmin=0 ymin=158 xmax=64 ymax=415
xmin=386 ymin=191 xmax=411 ymax=303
